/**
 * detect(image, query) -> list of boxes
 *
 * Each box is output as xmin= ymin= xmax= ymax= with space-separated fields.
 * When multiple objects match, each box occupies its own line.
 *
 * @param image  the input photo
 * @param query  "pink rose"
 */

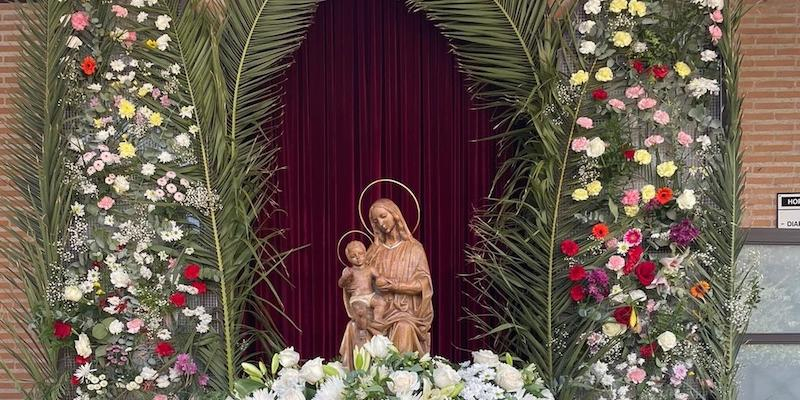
xmin=571 ymin=137 xmax=589 ymax=152
xmin=625 ymin=85 xmax=646 ymax=99
xmin=653 ymin=110 xmax=670 ymax=125
xmin=627 ymin=367 xmax=647 ymax=384
xmin=606 ymin=255 xmax=626 ymax=271
xmin=71 ymin=11 xmax=90 ymax=31
xmin=677 ymin=131 xmax=693 ymax=147
xmin=98 ymin=196 xmax=115 ymax=210
xmin=577 ymin=117 xmax=594 ymax=129
xmin=644 ymin=135 xmax=664 ymax=147
xmin=637 ymin=97 xmax=657 ymax=110
xmin=608 ymin=98 xmax=626 ymax=110
xmin=709 ymin=25 xmax=723 ymax=44
xmin=111 ymin=5 xmax=128 ymax=17
xmin=710 ymin=10 xmax=723 ymax=23
xmin=127 ymin=318 xmax=144 ymax=334
xmin=622 ymin=189 xmax=641 ymax=206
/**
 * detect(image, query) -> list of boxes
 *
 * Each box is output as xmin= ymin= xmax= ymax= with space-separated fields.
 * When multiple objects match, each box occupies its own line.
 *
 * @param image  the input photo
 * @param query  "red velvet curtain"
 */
xmin=262 ymin=0 xmax=496 ymax=361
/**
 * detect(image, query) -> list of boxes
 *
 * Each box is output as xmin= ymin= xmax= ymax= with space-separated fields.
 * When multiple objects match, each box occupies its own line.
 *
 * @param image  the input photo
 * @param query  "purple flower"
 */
xmin=670 ymin=363 xmax=688 ymax=386
xmin=586 ymin=269 xmax=610 ymax=302
xmin=174 ymin=353 xmax=198 ymax=375
xmin=160 ymin=95 xmax=171 ymax=107
xmin=669 ymin=219 xmax=700 ymax=247
xmin=198 ymin=373 xmax=209 ymax=387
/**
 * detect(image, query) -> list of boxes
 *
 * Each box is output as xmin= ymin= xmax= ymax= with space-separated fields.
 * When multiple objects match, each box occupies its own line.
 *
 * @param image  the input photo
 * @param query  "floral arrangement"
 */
xmin=229 ymin=335 xmax=554 ymax=400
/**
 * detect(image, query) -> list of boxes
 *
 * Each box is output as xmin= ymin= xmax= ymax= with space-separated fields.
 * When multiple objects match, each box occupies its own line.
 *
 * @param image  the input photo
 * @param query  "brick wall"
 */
xmin=0 ymin=1 xmax=798 ymax=397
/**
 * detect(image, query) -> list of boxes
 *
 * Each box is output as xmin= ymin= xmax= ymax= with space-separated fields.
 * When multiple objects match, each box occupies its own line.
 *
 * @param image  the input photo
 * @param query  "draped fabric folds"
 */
xmin=259 ymin=0 xmax=496 ymax=361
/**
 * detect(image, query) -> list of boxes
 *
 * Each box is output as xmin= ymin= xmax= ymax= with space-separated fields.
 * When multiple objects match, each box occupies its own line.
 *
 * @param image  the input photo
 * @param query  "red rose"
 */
xmin=613 ymin=306 xmax=632 ymax=325
xmin=640 ymin=342 xmax=658 ymax=359
xmin=53 ymin=320 xmax=72 ymax=340
xmin=624 ymin=149 xmax=635 ymax=161
xmin=592 ymin=88 xmax=608 ymax=101
xmin=169 ymin=292 xmax=186 ymax=308
xmin=568 ymin=265 xmax=587 ymax=281
xmin=631 ymin=59 xmax=646 ymax=74
xmin=71 ymin=375 xmax=81 ymax=386
xmin=651 ymin=64 xmax=669 ymax=80
xmin=570 ymin=285 xmax=586 ymax=302
xmin=191 ymin=281 xmax=207 ymax=294
xmin=183 ymin=263 xmax=201 ymax=281
xmin=624 ymin=245 xmax=643 ymax=274
xmin=635 ymin=261 xmax=657 ymax=286
xmin=560 ymin=240 xmax=580 ymax=257
xmin=155 ymin=341 xmax=175 ymax=357
xmin=80 ymin=56 xmax=96 ymax=75
xmin=75 ymin=355 xmax=91 ymax=366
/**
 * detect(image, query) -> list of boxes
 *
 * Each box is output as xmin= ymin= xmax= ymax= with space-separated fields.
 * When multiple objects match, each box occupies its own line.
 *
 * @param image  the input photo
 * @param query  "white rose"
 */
xmin=494 ymin=363 xmax=524 ymax=392
xmin=75 ymin=333 xmax=92 ymax=357
xmin=363 ymin=335 xmax=393 ymax=359
xmin=63 ymin=285 xmax=84 ymax=302
xmin=577 ymin=20 xmax=596 ymax=34
xmin=281 ymin=388 xmax=305 ymax=400
xmin=278 ymin=346 xmax=300 ymax=368
xmin=299 ymin=357 xmax=325 ymax=384
xmin=585 ymin=137 xmax=607 ymax=158
xmin=472 ymin=349 xmax=500 ymax=366
xmin=388 ymin=370 xmax=420 ymax=394
xmin=66 ymin=35 xmax=83 ymax=49
xmin=657 ymin=331 xmax=677 ymax=351
xmin=579 ymin=40 xmax=596 ymax=55
xmin=432 ymin=363 xmax=461 ymax=388
xmin=602 ymin=322 xmax=627 ymax=337
xmin=676 ymin=189 xmax=697 ymax=210
xmin=108 ymin=320 xmax=124 ymax=335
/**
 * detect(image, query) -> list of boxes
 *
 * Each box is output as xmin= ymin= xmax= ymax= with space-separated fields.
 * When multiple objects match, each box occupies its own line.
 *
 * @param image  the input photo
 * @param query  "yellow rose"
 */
xmin=674 ymin=61 xmax=691 ymax=78
xmin=148 ymin=112 xmax=163 ymax=127
xmin=570 ymin=70 xmax=589 ymax=86
xmin=657 ymin=161 xmax=678 ymax=178
xmin=586 ymin=180 xmax=603 ymax=196
xmin=145 ymin=39 xmax=157 ymax=49
xmin=612 ymin=31 xmax=633 ymax=47
xmin=602 ymin=322 xmax=627 ymax=337
xmin=118 ymin=141 xmax=136 ymax=159
xmin=118 ymin=99 xmax=136 ymax=119
xmin=609 ymin=0 xmax=628 ymax=13
xmin=628 ymin=0 xmax=647 ymax=16
xmin=633 ymin=149 xmax=652 ymax=165
xmin=641 ymin=185 xmax=656 ymax=202
xmin=624 ymin=205 xmax=640 ymax=217
xmin=595 ymin=67 xmax=614 ymax=82
xmin=572 ymin=188 xmax=589 ymax=201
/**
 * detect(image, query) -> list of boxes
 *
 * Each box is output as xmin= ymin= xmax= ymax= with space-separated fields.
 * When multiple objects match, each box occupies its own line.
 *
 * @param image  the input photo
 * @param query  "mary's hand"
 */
xmin=376 ymin=277 xmax=393 ymax=291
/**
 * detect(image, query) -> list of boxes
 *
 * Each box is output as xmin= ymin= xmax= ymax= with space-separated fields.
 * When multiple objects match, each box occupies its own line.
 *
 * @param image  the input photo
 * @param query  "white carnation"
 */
xmin=579 ymin=40 xmax=597 ymax=55
xmin=700 ymin=49 xmax=718 ymax=62
xmin=108 ymin=319 xmax=124 ymax=335
xmin=677 ymin=189 xmax=697 ymax=210
xmin=75 ymin=333 xmax=92 ymax=357
xmin=156 ymin=15 xmax=172 ymax=30
xmin=584 ymin=0 xmax=601 ymax=15
xmin=686 ymin=77 xmax=720 ymax=98
xmin=175 ymin=133 xmax=191 ymax=147
xmin=66 ymin=35 xmax=83 ymax=49
xmin=156 ymin=34 xmax=171 ymax=51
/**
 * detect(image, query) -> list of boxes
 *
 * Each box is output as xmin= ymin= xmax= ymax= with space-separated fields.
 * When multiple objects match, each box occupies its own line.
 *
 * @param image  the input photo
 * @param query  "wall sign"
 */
xmin=777 ymin=193 xmax=800 ymax=229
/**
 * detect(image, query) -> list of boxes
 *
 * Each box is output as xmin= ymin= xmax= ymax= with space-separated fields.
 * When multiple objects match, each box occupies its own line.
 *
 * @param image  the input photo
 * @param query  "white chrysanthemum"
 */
xmin=175 ymin=133 xmax=191 ymax=147
xmin=247 ymin=389 xmax=277 ymax=400
xmin=110 ymin=59 xmax=126 ymax=72
xmin=313 ymin=377 xmax=345 ymax=400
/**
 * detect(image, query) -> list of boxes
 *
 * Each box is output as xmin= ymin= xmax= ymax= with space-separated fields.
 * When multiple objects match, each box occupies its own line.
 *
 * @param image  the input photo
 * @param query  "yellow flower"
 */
xmin=674 ymin=61 xmax=691 ymax=78
xmin=148 ymin=112 xmax=163 ymax=127
xmin=138 ymin=87 xmax=151 ymax=97
xmin=118 ymin=141 xmax=136 ymax=159
xmin=624 ymin=205 xmax=640 ymax=217
xmin=641 ymin=185 xmax=656 ymax=202
xmin=612 ymin=31 xmax=633 ymax=47
xmin=633 ymin=149 xmax=652 ymax=165
xmin=93 ymin=118 xmax=104 ymax=128
xmin=628 ymin=0 xmax=647 ymax=16
xmin=570 ymin=70 xmax=590 ymax=86
xmin=657 ymin=161 xmax=678 ymax=178
xmin=586 ymin=180 xmax=603 ymax=196
xmin=145 ymin=39 xmax=157 ymax=49
xmin=572 ymin=188 xmax=589 ymax=201
xmin=630 ymin=308 xmax=638 ymax=328
xmin=595 ymin=67 xmax=614 ymax=82
xmin=118 ymin=99 xmax=136 ymax=119
xmin=609 ymin=0 xmax=628 ymax=13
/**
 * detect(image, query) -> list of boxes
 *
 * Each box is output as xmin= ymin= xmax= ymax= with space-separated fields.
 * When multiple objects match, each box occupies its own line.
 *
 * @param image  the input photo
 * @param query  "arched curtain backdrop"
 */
xmin=259 ymin=0 xmax=497 ymax=360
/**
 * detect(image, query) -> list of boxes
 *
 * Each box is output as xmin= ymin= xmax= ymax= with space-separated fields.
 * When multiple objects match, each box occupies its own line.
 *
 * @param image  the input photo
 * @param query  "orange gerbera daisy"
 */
xmin=690 ymin=280 xmax=711 ymax=299
xmin=656 ymin=187 xmax=673 ymax=205
xmin=592 ymin=223 xmax=609 ymax=239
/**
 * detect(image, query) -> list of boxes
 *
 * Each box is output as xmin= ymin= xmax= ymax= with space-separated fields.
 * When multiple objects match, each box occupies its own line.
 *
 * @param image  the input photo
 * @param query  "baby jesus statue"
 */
xmin=338 ymin=240 xmax=386 ymax=331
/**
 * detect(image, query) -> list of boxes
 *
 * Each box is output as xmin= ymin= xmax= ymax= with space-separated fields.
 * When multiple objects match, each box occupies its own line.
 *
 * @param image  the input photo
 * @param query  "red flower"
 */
xmin=75 ymin=355 xmax=91 ymax=366
xmin=568 ymin=265 xmax=587 ymax=281
xmin=71 ymin=375 xmax=81 ymax=386
xmin=191 ymin=281 xmax=207 ymax=294
xmin=635 ymin=261 xmax=657 ymax=286
xmin=570 ymin=285 xmax=586 ymax=302
xmin=613 ymin=306 xmax=633 ymax=325
xmin=155 ymin=341 xmax=175 ymax=357
xmin=651 ymin=64 xmax=669 ymax=80
xmin=81 ymin=56 xmax=97 ymax=75
xmin=592 ymin=88 xmax=608 ymax=101
xmin=560 ymin=240 xmax=580 ymax=257
xmin=624 ymin=149 xmax=635 ymax=160
xmin=183 ymin=263 xmax=201 ymax=281
xmin=640 ymin=342 xmax=658 ymax=359
xmin=169 ymin=292 xmax=186 ymax=308
xmin=53 ymin=320 xmax=72 ymax=340
xmin=656 ymin=187 xmax=673 ymax=205
xmin=631 ymin=59 xmax=646 ymax=74
xmin=624 ymin=246 xmax=643 ymax=275
xmin=592 ymin=223 xmax=609 ymax=240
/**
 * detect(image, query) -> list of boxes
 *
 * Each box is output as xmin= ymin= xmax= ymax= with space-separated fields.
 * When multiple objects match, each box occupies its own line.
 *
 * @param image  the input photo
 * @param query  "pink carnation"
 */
xmin=153 ymin=396 xmax=168 ymax=400
xmin=571 ymin=137 xmax=589 ymax=152
xmin=709 ymin=25 xmax=723 ymax=44
xmin=637 ymin=97 xmax=657 ymax=110
xmin=111 ymin=5 xmax=128 ymax=17
xmin=71 ymin=11 xmax=90 ymax=31
xmin=644 ymin=135 xmax=664 ymax=147
xmin=606 ymin=255 xmax=626 ymax=271
xmin=577 ymin=117 xmax=594 ymax=129
xmin=608 ymin=98 xmax=626 ymax=110
xmin=625 ymin=86 xmax=646 ymax=99
xmin=621 ymin=189 xmax=641 ymax=206
xmin=677 ymin=131 xmax=693 ymax=147
xmin=627 ymin=367 xmax=647 ymax=384
xmin=98 ymin=196 xmax=115 ymax=210
xmin=653 ymin=110 xmax=671 ymax=125
xmin=710 ymin=10 xmax=723 ymax=23
xmin=127 ymin=319 xmax=144 ymax=334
